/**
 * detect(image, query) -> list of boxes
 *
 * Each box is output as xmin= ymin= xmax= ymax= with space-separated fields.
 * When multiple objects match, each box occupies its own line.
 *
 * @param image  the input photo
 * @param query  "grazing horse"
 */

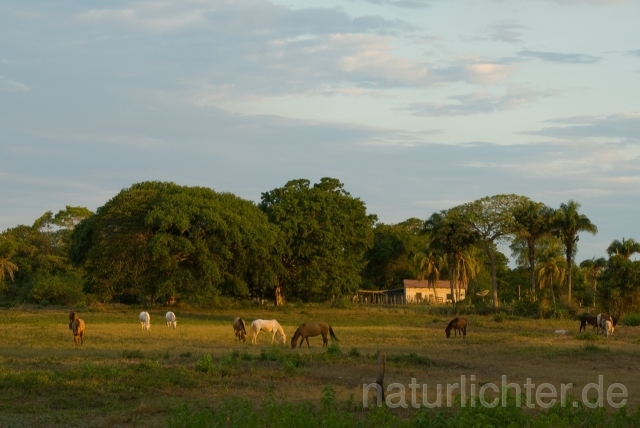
xmin=445 ymin=317 xmax=467 ymax=338
xmin=291 ymin=322 xmax=339 ymax=349
xmin=71 ymin=318 xmax=85 ymax=345
xmin=165 ymin=311 xmax=177 ymax=329
xmin=596 ymin=313 xmax=618 ymax=334
xmin=250 ymin=319 xmax=286 ymax=345
xmin=139 ymin=312 xmax=151 ymax=331
xmin=579 ymin=315 xmax=598 ymax=332
xmin=233 ymin=317 xmax=247 ymax=342
xmin=601 ymin=319 xmax=614 ymax=337
xmin=68 ymin=311 xmax=78 ymax=330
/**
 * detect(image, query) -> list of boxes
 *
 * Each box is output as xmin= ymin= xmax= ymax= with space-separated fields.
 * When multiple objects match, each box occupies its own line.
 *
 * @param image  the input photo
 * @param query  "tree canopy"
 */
xmin=259 ymin=178 xmax=377 ymax=303
xmin=71 ymin=181 xmax=283 ymax=304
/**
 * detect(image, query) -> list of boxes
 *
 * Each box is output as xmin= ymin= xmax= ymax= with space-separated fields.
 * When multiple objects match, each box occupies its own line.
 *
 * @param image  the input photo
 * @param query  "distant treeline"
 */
xmin=1 ymin=179 xmax=638 ymax=317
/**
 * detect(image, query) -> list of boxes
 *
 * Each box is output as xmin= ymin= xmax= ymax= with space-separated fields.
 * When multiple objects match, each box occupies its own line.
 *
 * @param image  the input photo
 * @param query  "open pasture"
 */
xmin=1 ymin=305 xmax=640 ymax=427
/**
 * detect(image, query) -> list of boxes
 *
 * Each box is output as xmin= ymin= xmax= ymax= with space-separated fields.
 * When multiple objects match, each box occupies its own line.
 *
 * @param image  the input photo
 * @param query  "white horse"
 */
xmin=596 ymin=313 xmax=616 ymax=334
xmin=250 ymin=319 xmax=286 ymax=345
xmin=601 ymin=319 xmax=614 ymax=337
xmin=139 ymin=311 xmax=151 ymax=331
xmin=165 ymin=311 xmax=177 ymax=329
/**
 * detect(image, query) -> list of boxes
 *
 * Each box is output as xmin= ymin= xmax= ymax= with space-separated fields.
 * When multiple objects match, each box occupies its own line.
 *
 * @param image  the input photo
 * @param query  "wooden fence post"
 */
xmin=377 ymin=350 xmax=385 ymax=402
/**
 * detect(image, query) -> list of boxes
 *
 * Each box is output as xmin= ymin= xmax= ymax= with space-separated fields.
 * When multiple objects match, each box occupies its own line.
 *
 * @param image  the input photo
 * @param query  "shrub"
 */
xmin=387 ymin=352 xmax=434 ymax=367
xmin=325 ymin=343 xmax=342 ymax=356
xmin=349 ymin=347 xmax=361 ymax=358
xmin=195 ymin=354 xmax=214 ymax=373
xmin=494 ymin=312 xmax=506 ymax=322
xmin=623 ymin=313 xmax=640 ymax=326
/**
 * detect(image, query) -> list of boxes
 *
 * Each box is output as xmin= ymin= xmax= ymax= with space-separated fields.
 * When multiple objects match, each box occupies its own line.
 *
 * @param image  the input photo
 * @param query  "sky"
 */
xmin=1 ymin=0 xmax=639 ymax=263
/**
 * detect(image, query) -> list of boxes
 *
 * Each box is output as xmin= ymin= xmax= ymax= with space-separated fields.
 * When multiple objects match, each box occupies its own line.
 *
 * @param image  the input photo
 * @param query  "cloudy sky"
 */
xmin=1 ymin=0 xmax=639 ymax=262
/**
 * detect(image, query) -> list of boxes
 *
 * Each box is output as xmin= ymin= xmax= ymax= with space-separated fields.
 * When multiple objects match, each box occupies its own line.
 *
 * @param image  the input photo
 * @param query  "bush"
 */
xmin=623 ymin=313 xmax=640 ymax=326
xmin=195 ymin=354 xmax=214 ymax=373
xmin=325 ymin=343 xmax=342 ymax=356
xmin=28 ymin=271 xmax=86 ymax=306
xmin=349 ymin=347 xmax=361 ymax=358
xmin=387 ymin=352 xmax=434 ymax=367
xmin=493 ymin=312 xmax=506 ymax=322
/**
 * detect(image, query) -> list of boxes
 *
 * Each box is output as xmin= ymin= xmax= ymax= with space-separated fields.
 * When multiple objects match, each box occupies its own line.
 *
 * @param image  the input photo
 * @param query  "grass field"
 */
xmin=1 ymin=304 xmax=639 ymax=427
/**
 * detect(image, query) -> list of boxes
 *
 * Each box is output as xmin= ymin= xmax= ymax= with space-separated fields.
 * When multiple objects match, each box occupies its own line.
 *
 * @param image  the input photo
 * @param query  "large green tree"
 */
xmin=553 ymin=200 xmax=598 ymax=303
xmin=259 ymin=178 xmax=377 ymax=304
xmin=457 ymin=195 xmax=524 ymax=309
xmin=364 ymin=218 xmax=429 ymax=290
xmin=598 ymin=256 xmax=640 ymax=318
xmin=535 ymin=242 xmax=567 ymax=316
xmin=72 ymin=181 xmax=283 ymax=304
xmin=511 ymin=200 xmax=555 ymax=299
xmin=1 ymin=206 xmax=91 ymax=303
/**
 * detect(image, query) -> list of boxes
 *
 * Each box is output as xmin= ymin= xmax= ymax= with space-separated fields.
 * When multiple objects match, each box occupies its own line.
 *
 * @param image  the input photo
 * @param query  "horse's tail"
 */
xmin=240 ymin=318 xmax=247 ymax=334
xmin=329 ymin=326 xmax=339 ymax=342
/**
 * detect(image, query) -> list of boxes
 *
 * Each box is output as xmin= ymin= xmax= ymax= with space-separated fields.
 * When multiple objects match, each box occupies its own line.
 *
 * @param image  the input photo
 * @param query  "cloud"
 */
xmin=524 ymin=112 xmax=640 ymax=142
xmin=402 ymin=87 xmax=556 ymax=116
xmin=488 ymin=22 xmax=528 ymax=43
xmin=518 ymin=50 xmax=601 ymax=63
xmin=0 ymin=76 xmax=29 ymax=92
xmin=364 ymin=0 xmax=431 ymax=8
xmin=628 ymin=49 xmax=640 ymax=56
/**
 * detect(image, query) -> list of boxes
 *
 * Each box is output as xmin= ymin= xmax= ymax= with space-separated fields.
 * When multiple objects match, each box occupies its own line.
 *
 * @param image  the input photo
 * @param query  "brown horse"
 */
xmin=579 ymin=315 xmax=598 ymax=332
xmin=291 ymin=322 xmax=338 ymax=348
xmin=233 ymin=317 xmax=247 ymax=342
xmin=71 ymin=318 xmax=85 ymax=346
xmin=445 ymin=317 xmax=467 ymax=338
xmin=68 ymin=311 xmax=78 ymax=330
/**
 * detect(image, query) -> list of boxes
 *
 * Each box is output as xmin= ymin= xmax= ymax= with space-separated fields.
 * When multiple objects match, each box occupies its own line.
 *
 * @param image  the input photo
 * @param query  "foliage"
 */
xmin=259 ymin=178 xmax=377 ymax=302
xmin=71 ymin=181 xmax=283 ymax=304
xmin=424 ymin=210 xmax=478 ymax=304
xmin=456 ymin=194 xmax=526 ymax=309
xmin=606 ymin=238 xmax=640 ymax=260
xmin=1 ymin=206 xmax=90 ymax=304
xmin=195 ymin=354 xmax=215 ymax=373
xmin=511 ymin=200 xmax=556 ymax=297
xmin=363 ymin=219 xmax=429 ymax=290
xmin=622 ymin=313 xmax=640 ymax=326
xmin=599 ymin=256 xmax=640 ymax=317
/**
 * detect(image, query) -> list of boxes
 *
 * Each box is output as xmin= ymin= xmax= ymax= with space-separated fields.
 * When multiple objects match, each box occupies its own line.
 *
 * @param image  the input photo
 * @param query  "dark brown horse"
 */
xmin=445 ymin=317 xmax=467 ymax=338
xmin=291 ymin=322 xmax=338 ymax=348
xmin=68 ymin=311 xmax=78 ymax=330
xmin=579 ymin=315 xmax=598 ymax=332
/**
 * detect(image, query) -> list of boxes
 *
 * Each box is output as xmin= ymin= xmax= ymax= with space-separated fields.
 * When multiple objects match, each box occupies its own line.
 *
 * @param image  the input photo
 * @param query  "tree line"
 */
xmin=1 ymin=179 xmax=638 ymax=316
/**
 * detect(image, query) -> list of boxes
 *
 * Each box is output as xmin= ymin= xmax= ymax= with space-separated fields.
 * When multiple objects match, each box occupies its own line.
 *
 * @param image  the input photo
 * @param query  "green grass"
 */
xmin=0 ymin=305 xmax=639 ymax=427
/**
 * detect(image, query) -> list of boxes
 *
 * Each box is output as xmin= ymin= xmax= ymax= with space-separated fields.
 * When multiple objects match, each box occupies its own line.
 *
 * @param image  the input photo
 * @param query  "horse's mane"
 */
xmin=445 ymin=318 xmax=456 ymax=331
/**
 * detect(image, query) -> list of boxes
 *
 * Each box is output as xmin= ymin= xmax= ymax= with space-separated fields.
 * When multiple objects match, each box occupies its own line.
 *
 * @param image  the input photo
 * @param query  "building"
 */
xmin=402 ymin=279 xmax=466 ymax=304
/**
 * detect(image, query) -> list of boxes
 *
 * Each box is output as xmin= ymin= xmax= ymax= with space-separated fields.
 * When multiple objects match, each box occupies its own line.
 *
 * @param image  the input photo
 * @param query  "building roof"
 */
xmin=403 ymin=279 xmax=467 ymax=290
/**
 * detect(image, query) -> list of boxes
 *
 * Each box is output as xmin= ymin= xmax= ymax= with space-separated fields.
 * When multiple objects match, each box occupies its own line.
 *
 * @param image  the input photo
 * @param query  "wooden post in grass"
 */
xmin=376 ymin=350 xmax=385 ymax=402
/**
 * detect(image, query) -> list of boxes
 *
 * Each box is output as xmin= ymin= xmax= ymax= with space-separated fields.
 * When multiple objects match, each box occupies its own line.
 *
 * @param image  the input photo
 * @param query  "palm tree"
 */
xmin=606 ymin=238 xmax=640 ymax=260
xmin=536 ymin=246 xmax=567 ymax=316
xmin=512 ymin=200 xmax=555 ymax=300
xmin=579 ymin=257 xmax=606 ymax=308
xmin=414 ymin=247 xmax=444 ymax=302
xmin=553 ymin=200 xmax=598 ymax=303
xmin=452 ymin=246 xmax=481 ymax=302
xmin=0 ymin=239 xmax=19 ymax=286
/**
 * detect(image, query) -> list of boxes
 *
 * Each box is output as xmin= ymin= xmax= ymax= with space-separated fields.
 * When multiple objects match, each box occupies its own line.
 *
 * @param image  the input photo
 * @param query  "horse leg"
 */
xmin=305 ymin=337 xmax=310 ymax=348
xmin=322 ymin=333 xmax=328 ymax=347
